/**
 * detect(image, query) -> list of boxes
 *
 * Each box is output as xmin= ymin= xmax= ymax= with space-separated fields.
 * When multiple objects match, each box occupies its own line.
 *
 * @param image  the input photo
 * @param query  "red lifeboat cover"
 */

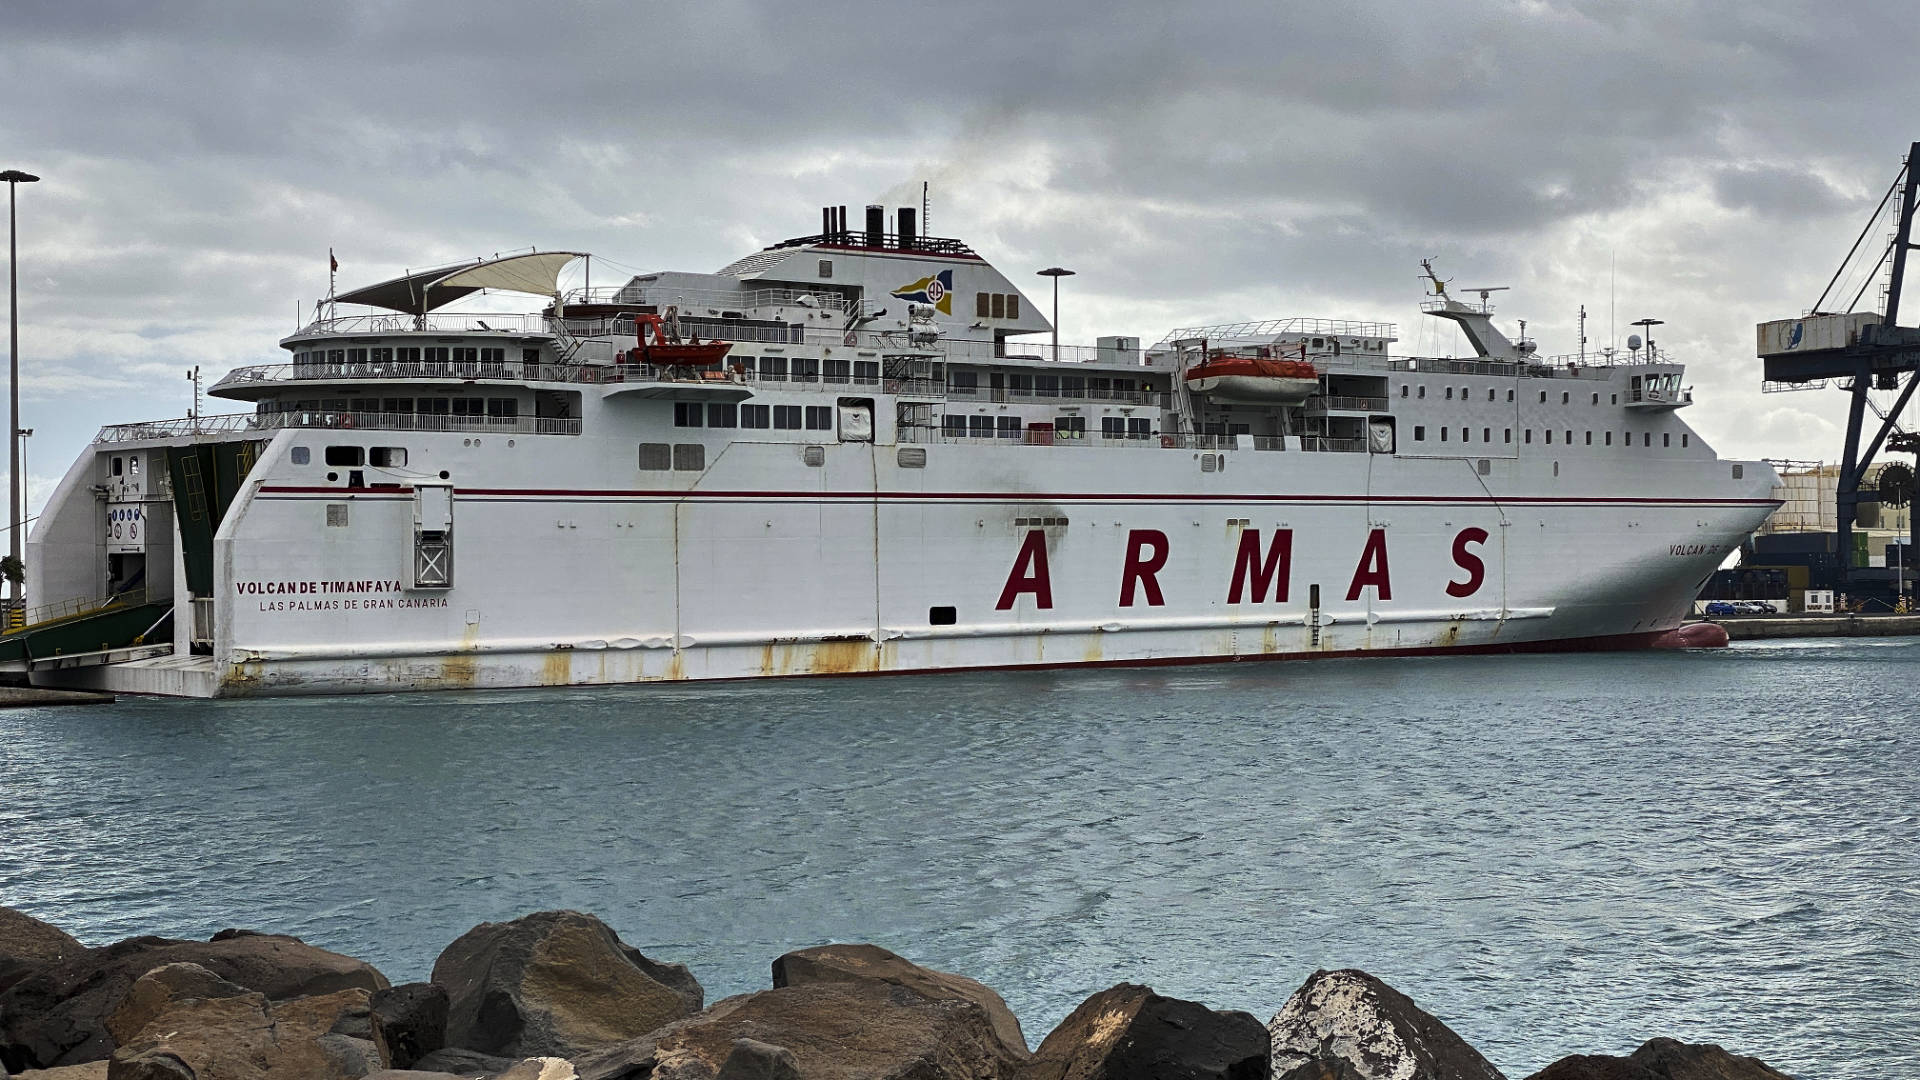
xmin=1185 ymin=356 xmax=1317 ymax=381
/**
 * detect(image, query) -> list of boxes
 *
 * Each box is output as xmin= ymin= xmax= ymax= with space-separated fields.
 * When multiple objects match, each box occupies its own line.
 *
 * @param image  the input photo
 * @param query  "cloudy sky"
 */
xmin=3 ymin=0 xmax=1915 ymax=514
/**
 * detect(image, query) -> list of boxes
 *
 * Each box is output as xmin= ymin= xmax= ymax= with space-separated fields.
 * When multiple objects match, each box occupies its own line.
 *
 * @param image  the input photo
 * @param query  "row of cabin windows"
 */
xmin=674 ymin=402 xmax=833 ymax=431
xmin=266 ymin=396 xmax=518 ymax=417
xmin=1400 ymin=384 xmax=1654 ymax=408
xmin=937 ymin=415 xmax=1154 ymax=439
xmin=293 ymin=346 xmax=536 ymax=366
xmin=948 ymin=372 xmax=1144 ymax=395
xmin=976 ymin=293 xmax=1021 ymax=320
xmin=287 ymin=446 xmax=407 ymax=467
xmin=742 ymin=356 xmax=882 ymax=383
xmin=638 ymin=444 xmax=707 ymax=471
xmin=1410 ymin=426 xmax=1691 ymax=448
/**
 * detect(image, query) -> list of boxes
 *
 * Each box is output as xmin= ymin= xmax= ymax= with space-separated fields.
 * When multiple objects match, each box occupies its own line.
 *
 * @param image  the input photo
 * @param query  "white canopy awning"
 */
xmin=333 ymin=251 xmax=587 ymax=315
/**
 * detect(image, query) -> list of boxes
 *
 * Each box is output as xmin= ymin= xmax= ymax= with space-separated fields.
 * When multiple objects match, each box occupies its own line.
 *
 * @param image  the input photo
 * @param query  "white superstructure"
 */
xmin=18 ymin=205 xmax=1780 ymax=696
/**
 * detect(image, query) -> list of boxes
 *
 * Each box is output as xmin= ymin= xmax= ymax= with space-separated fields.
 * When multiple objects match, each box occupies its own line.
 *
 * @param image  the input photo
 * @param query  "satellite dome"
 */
xmin=1627 ymin=334 xmax=1644 ymax=350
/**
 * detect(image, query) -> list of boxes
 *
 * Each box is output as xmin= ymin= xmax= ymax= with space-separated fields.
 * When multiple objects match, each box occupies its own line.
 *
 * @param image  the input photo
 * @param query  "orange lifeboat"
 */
xmin=627 ymin=310 xmax=733 ymax=368
xmin=1184 ymin=351 xmax=1318 ymax=403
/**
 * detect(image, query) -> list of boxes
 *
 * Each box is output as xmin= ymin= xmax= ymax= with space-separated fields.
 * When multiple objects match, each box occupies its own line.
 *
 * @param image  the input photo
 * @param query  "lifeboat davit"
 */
xmin=1184 ymin=353 xmax=1319 ymax=403
xmin=627 ymin=310 xmax=733 ymax=368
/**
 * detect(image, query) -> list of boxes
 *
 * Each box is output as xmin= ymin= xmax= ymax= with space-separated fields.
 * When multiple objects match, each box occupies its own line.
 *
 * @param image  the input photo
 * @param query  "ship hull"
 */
xmin=31 ymin=433 xmax=1777 ymax=698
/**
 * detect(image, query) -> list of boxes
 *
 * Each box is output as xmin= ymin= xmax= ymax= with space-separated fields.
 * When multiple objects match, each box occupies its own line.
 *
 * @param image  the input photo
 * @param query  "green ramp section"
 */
xmin=168 ymin=440 xmax=263 ymax=595
xmin=0 ymin=593 xmax=172 ymax=664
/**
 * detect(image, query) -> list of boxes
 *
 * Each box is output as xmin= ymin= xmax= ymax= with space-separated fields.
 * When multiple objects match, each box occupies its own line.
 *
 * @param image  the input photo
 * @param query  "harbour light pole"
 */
xmin=1037 ymin=266 xmax=1074 ymax=361
xmin=3 ymin=169 xmax=39 ymax=614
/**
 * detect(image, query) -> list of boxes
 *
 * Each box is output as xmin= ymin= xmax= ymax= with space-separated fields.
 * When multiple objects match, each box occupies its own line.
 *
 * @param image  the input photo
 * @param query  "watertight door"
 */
xmin=413 ymin=483 xmax=454 ymax=589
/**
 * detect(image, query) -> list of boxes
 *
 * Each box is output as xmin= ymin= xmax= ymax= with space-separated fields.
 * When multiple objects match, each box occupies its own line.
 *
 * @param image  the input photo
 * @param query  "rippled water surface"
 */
xmin=4 ymin=641 xmax=1917 ymax=1078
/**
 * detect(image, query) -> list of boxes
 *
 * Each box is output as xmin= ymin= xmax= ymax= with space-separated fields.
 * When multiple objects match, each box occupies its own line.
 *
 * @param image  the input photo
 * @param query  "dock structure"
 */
xmin=1758 ymin=141 xmax=1920 ymax=584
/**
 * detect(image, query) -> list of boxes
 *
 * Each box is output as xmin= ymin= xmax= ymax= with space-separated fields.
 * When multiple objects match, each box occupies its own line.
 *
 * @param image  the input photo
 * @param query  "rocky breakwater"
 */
xmin=0 ymin=906 xmax=1796 ymax=1080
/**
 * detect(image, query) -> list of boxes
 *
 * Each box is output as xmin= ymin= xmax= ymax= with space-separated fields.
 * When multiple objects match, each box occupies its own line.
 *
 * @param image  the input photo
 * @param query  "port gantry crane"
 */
xmin=1759 ymin=141 xmax=1920 ymax=582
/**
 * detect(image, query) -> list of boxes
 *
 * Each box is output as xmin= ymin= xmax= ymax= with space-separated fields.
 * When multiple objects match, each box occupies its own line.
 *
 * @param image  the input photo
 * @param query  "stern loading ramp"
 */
xmin=0 ymin=440 xmax=259 ymax=680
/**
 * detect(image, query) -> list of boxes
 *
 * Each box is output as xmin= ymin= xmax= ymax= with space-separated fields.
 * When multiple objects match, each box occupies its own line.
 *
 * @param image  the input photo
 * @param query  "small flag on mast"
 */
xmin=329 ymin=249 xmax=338 ymax=273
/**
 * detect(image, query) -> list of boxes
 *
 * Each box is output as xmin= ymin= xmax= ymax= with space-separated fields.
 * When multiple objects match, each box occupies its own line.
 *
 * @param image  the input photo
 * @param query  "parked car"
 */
xmin=1734 ymin=600 xmax=1779 ymax=615
xmin=1703 ymin=601 xmax=1738 ymax=616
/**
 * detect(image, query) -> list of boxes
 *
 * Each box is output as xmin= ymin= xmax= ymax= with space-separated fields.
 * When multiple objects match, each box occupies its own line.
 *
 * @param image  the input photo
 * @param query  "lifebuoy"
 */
xmin=340 ymin=414 xmax=355 ymax=429
xmin=1160 ymin=434 xmax=1176 ymax=448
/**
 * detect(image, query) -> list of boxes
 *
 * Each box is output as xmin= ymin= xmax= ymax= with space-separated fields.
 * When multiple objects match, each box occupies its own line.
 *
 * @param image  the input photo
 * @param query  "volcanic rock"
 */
xmin=104 ymin=969 xmax=382 ymax=1080
xmin=1025 ymin=982 xmax=1269 ymax=1080
xmin=410 ymin=1047 xmax=517 ymax=1076
xmin=431 ymin=911 xmax=699 ymax=1060
xmin=491 ymin=1060 xmax=579 ymax=1080
xmin=771 ymin=943 xmax=1028 ymax=1058
xmin=1267 ymin=970 xmax=1503 ymax=1080
xmin=10 ymin=1064 xmax=111 ymax=1080
xmin=714 ymin=1038 xmax=800 ymax=1080
xmin=602 ymin=978 xmax=1024 ymax=1080
xmin=1523 ymin=1038 xmax=1793 ymax=1080
xmin=0 ymin=930 xmax=387 ymax=1071
xmin=371 ymin=983 xmax=450 ymax=1069
xmin=0 ymin=909 xmax=86 ymax=997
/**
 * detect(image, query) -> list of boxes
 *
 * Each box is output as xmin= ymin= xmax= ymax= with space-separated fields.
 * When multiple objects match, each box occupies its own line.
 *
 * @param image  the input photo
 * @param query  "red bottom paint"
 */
xmin=1649 ymin=622 xmax=1730 ymax=649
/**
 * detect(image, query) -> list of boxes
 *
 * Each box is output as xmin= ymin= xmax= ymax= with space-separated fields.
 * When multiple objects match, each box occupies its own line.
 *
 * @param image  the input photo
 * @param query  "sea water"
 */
xmin=3 ymin=641 xmax=1916 ymax=1078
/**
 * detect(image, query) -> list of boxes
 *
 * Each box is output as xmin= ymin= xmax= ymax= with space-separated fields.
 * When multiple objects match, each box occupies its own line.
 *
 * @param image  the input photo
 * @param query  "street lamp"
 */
xmin=1037 ymin=266 xmax=1075 ymax=362
xmin=3 ymin=169 xmax=38 ymax=613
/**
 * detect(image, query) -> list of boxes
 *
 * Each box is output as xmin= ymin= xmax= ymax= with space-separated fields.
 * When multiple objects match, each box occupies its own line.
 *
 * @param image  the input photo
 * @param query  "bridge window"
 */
xmin=992 ymin=294 xmax=1006 ymax=319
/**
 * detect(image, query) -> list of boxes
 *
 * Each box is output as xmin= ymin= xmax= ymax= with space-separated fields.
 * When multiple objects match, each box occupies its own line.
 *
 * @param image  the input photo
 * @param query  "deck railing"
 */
xmin=97 ymin=411 xmax=581 ymax=444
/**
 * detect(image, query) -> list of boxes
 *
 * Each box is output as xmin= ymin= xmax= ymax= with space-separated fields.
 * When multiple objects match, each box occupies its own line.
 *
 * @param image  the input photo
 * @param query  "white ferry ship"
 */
xmin=11 ymin=204 xmax=1780 ymax=696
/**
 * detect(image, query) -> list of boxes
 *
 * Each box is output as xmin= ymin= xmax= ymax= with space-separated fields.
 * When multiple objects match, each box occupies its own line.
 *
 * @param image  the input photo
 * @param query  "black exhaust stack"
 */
xmin=897 ymin=207 xmax=916 ymax=250
xmin=865 ymin=205 xmax=884 ymax=248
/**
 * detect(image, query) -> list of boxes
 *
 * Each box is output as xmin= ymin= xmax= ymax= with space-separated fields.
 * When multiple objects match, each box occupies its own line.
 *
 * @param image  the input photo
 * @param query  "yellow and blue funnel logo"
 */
xmin=890 ymin=269 xmax=953 ymax=315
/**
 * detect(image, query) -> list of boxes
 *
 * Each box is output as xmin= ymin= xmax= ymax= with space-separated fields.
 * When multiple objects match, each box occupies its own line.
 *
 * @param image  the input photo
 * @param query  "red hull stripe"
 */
xmin=257 ymin=485 xmax=1778 ymax=507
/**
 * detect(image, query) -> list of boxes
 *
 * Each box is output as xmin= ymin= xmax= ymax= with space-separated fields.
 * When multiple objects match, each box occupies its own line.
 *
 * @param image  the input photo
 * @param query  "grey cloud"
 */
xmin=2 ymin=0 xmax=1919 ymax=493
